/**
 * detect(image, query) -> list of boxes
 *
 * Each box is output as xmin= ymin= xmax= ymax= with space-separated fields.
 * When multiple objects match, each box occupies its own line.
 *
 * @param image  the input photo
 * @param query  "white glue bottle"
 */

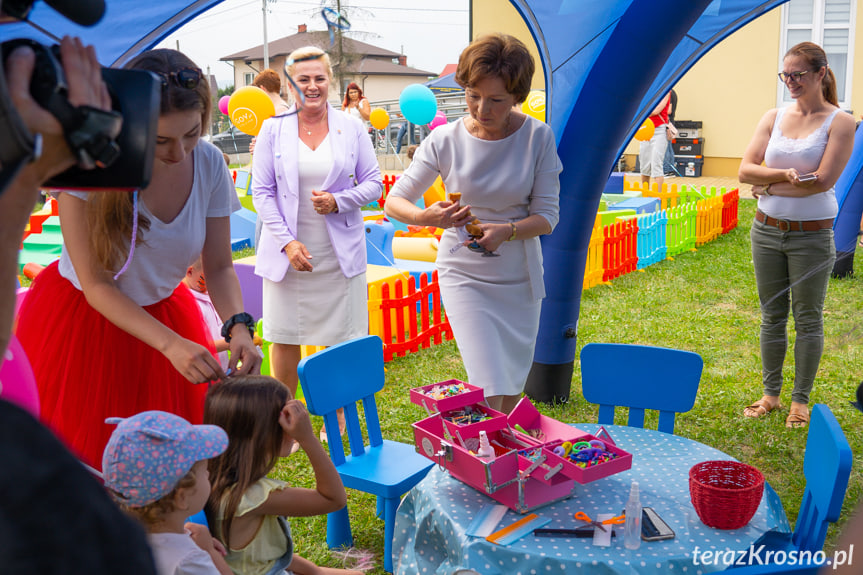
xmin=624 ymin=481 xmax=642 ymax=550
xmin=476 ymin=430 xmax=495 ymax=460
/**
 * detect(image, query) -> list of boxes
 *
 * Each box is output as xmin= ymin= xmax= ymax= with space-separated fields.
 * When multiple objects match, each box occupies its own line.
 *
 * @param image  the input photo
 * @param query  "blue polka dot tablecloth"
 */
xmin=392 ymin=424 xmax=790 ymax=575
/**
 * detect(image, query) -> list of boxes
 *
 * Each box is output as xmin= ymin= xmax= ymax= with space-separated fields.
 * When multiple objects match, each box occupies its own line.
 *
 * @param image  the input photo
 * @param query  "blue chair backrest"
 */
xmin=365 ymin=221 xmax=395 ymax=266
xmin=297 ymin=335 xmax=386 ymax=466
xmin=580 ymin=343 xmax=703 ymax=434
xmin=792 ymin=404 xmax=852 ymax=553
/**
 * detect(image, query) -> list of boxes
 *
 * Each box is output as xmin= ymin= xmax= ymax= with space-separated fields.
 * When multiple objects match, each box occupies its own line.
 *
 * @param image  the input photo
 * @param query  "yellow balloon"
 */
xmin=521 ymin=90 xmax=545 ymax=122
xmin=635 ymin=119 xmax=654 ymax=141
xmin=369 ymin=108 xmax=390 ymax=130
xmin=228 ymin=86 xmax=275 ymax=136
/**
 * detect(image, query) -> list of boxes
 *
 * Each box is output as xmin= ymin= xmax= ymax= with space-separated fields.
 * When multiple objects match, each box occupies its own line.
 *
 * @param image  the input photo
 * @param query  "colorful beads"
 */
xmin=442 ymin=405 xmax=492 ymax=425
xmin=422 ymin=383 xmax=467 ymax=400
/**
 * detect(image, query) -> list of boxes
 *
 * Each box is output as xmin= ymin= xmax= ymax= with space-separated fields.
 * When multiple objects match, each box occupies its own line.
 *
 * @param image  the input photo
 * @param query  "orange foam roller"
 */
xmin=22 ymin=262 xmax=45 ymax=280
xmin=392 ymin=236 xmax=439 ymax=263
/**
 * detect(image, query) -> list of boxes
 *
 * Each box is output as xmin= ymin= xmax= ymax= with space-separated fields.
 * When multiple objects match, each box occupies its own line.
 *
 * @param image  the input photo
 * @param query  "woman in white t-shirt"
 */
xmin=16 ymin=49 xmax=261 ymax=470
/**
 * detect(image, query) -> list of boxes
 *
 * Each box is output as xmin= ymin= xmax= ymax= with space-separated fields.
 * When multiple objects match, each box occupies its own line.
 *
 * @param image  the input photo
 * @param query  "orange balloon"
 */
xmin=228 ymin=86 xmax=275 ymax=136
xmin=369 ymin=108 xmax=390 ymax=130
xmin=635 ymin=119 xmax=654 ymax=141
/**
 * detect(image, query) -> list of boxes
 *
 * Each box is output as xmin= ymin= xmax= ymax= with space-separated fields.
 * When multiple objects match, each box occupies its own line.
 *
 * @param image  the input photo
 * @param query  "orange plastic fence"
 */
xmin=373 ymin=271 xmax=453 ymax=362
xmin=695 ymin=195 xmax=724 ymax=246
xmin=602 ymin=218 xmax=638 ymax=282
xmin=583 ymin=213 xmax=604 ymax=289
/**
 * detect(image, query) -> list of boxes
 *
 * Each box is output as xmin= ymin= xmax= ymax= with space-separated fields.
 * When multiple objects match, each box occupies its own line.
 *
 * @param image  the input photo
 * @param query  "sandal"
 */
xmin=743 ymin=397 xmax=781 ymax=418
xmin=786 ymin=405 xmax=810 ymax=428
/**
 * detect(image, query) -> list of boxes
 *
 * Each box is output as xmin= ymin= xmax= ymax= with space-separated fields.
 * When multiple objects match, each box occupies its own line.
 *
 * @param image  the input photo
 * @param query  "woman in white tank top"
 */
xmin=738 ymin=41 xmax=855 ymax=428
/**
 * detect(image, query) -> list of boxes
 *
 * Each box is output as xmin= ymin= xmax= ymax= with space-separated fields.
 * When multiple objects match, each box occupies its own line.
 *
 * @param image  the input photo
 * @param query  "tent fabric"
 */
xmin=0 ymin=1 xmax=227 ymax=66
xmin=424 ymin=73 xmax=462 ymax=94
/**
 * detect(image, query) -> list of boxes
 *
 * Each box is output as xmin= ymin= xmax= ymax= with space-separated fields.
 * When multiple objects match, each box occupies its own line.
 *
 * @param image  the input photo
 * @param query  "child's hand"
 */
xmin=185 ymin=522 xmax=217 ymax=553
xmin=279 ymin=400 xmax=315 ymax=446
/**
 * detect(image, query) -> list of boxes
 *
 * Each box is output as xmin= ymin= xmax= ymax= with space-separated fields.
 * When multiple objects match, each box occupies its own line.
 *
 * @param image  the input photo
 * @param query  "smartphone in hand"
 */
xmin=798 ymin=173 xmax=818 ymax=182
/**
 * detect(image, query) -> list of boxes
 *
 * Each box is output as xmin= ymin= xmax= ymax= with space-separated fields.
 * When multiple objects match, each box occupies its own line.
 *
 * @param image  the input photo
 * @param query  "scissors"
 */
xmin=574 ymin=511 xmax=626 ymax=532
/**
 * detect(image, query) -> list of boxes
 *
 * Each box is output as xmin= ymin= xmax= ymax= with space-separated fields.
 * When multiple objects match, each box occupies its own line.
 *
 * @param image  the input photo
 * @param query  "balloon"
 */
xmin=369 ymin=108 xmax=390 ymax=130
xmin=218 ymin=95 xmax=230 ymax=115
xmin=399 ymin=84 xmax=437 ymax=126
xmin=0 ymin=335 xmax=39 ymax=417
xmin=427 ymin=110 xmax=447 ymax=130
xmin=228 ymin=86 xmax=275 ymax=136
xmin=635 ymin=119 xmax=654 ymax=141
xmin=521 ymin=90 xmax=545 ymax=122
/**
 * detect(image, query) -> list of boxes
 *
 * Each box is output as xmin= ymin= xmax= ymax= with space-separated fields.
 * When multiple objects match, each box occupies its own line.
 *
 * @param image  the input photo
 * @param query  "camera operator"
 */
xmin=0 ymin=31 xmax=157 ymax=573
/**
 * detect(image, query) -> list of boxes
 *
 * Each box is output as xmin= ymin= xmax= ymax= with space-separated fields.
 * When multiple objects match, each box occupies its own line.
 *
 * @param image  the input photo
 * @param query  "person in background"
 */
xmin=253 ymin=69 xmax=290 ymax=115
xmin=662 ymin=89 xmax=679 ymax=177
xmin=0 ymin=33 xmax=156 ymax=574
xmin=252 ymin=46 xmax=382 ymax=441
xmin=182 ymin=257 xmax=230 ymax=371
xmin=341 ymin=81 xmax=370 ymax=124
xmin=205 ymin=377 xmax=362 ymax=575
xmin=739 ymin=41 xmax=855 ymax=428
xmin=103 ymin=411 xmax=232 ymax=575
xmin=384 ymin=34 xmax=562 ymax=414
xmin=16 ymin=49 xmax=261 ymax=470
xmin=639 ymin=91 xmax=671 ymax=190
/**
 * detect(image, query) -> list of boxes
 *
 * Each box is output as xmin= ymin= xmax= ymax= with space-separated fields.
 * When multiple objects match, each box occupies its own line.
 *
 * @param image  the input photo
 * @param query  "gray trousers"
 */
xmin=750 ymin=219 xmax=835 ymax=404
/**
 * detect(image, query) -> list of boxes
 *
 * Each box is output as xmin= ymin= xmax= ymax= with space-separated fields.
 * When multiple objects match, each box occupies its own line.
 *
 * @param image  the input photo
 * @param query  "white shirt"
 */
xmin=56 ymin=141 xmax=241 ymax=306
xmin=148 ymin=531 xmax=221 ymax=575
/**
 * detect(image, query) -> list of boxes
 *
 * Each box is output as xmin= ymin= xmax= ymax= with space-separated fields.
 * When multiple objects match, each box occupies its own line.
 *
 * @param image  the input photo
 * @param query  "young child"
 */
xmin=182 ymin=257 xmax=230 ymax=370
xmin=103 ymin=411 xmax=233 ymax=575
xmin=204 ymin=376 xmax=364 ymax=575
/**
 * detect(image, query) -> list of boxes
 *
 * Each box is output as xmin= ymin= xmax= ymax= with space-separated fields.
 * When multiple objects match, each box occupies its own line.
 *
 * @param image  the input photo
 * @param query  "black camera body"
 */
xmin=0 ymin=38 xmax=159 ymax=190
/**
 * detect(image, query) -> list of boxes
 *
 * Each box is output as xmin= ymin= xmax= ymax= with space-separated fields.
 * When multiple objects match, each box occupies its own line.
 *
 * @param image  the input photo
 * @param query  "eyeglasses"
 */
xmin=158 ymin=68 xmax=203 ymax=91
xmin=282 ymin=53 xmax=326 ymax=116
xmin=778 ymin=70 xmax=809 ymax=83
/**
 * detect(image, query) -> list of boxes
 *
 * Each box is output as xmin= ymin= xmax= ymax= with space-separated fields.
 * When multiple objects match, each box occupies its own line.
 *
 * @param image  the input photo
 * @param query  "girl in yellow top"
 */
xmin=204 ymin=376 xmax=362 ymax=575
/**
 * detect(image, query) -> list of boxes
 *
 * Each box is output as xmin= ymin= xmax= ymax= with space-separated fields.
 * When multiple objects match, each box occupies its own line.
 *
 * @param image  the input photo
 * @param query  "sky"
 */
xmin=156 ymin=0 xmax=470 ymax=89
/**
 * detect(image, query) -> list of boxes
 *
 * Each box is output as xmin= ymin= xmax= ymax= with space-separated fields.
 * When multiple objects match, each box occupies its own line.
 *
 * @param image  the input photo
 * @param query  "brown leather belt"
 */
xmin=755 ymin=210 xmax=834 ymax=232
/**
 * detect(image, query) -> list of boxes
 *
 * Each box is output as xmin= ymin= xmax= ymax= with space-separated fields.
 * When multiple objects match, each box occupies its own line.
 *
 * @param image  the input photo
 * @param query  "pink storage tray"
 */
xmin=440 ymin=403 xmax=507 ymax=440
xmin=409 ymin=379 xmax=484 ymax=414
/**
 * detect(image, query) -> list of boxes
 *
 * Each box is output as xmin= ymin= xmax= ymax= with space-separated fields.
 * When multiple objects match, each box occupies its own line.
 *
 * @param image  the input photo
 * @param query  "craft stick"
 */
xmin=454 ymin=429 xmax=467 ymax=450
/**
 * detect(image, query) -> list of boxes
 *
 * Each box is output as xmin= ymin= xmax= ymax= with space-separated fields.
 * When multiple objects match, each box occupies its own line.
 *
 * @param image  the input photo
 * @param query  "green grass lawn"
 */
xmin=271 ymin=198 xmax=863 ymax=574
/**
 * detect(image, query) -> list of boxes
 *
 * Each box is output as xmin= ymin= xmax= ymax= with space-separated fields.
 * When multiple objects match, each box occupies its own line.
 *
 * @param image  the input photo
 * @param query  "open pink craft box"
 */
xmin=410 ymin=380 xmax=633 ymax=513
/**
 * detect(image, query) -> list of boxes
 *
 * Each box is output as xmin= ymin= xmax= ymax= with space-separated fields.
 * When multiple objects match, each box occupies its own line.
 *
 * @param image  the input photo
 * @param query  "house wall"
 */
xmin=473 ymin=3 xmax=862 ymax=178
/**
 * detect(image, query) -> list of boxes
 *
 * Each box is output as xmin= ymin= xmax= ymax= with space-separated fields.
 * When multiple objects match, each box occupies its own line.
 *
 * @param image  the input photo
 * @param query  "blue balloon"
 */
xmin=399 ymin=84 xmax=437 ymax=126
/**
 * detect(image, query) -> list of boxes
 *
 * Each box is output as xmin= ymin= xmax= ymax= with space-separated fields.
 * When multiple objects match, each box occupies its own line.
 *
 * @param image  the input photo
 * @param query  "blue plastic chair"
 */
xmin=748 ymin=404 xmax=853 ymax=559
xmin=297 ymin=335 xmax=433 ymax=573
xmin=579 ymin=343 xmax=703 ymax=434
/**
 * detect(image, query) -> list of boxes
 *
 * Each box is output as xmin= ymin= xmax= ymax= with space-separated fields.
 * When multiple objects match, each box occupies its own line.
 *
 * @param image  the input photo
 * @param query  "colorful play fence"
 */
xmin=586 ymin=183 xmax=739 ymax=290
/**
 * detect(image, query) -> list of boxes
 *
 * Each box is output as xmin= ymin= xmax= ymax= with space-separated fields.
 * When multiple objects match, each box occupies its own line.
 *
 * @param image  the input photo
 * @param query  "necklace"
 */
xmin=301 ymin=112 xmax=327 ymax=136
xmin=470 ymin=113 xmax=513 ymax=140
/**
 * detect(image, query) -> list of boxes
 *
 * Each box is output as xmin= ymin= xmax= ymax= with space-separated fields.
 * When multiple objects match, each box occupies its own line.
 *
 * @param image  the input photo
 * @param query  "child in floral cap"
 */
xmin=102 ymin=410 xmax=231 ymax=575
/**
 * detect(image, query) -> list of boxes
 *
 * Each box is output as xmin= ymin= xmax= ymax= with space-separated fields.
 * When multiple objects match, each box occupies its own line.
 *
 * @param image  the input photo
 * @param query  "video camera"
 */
xmin=0 ymin=0 xmax=159 ymax=193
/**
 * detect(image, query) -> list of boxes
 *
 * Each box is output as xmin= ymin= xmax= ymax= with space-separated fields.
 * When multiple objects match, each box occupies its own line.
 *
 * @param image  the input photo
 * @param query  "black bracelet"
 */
xmin=221 ymin=312 xmax=255 ymax=343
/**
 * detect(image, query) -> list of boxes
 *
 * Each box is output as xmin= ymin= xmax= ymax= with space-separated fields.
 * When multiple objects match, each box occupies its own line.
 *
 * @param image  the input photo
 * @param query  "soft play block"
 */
xmin=233 ymin=256 xmax=262 ymax=321
xmin=230 ymin=207 xmax=257 ymax=249
xmin=599 ymin=209 xmax=636 ymax=226
xmin=410 ymin=379 xmax=484 ymax=414
xmin=603 ymin=172 xmax=624 ymax=194
xmin=601 ymin=190 xmax=641 ymax=206
xmin=608 ymin=196 xmax=660 ymax=214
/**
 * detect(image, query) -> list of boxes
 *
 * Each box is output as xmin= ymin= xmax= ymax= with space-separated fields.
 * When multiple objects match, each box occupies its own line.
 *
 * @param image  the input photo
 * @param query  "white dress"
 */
xmin=387 ymin=117 xmax=562 ymax=396
xmin=262 ymin=135 xmax=368 ymax=345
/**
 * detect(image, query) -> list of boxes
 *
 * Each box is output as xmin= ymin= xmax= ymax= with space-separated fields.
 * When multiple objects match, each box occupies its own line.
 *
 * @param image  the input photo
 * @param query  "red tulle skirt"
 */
xmin=16 ymin=262 xmax=215 ymax=470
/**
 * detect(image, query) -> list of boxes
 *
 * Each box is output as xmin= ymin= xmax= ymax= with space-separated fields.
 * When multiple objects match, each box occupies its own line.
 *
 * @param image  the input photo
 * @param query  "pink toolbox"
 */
xmin=411 ymin=387 xmax=633 ymax=513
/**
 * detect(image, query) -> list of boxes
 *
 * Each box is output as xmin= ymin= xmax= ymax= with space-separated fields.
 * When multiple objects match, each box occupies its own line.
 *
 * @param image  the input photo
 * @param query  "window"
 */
xmin=779 ymin=0 xmax=854 ymax=107
xmin=244 ymin=72 xmax=254 ymax=86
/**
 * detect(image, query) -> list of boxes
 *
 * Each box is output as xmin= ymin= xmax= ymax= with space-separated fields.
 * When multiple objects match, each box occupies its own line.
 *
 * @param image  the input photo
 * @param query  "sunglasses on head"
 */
xmin=281 ymin=53 xmax=326 ymax=116
xmin=158 ymin=67 xmax=203 ymax=91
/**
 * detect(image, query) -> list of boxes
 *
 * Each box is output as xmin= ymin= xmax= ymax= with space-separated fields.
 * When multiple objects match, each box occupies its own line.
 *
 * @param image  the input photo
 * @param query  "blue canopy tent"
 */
xmin=424 ymin=72 xmax=462 ymax=94
xmin=6 ymin=0 xmax=859 ymax=401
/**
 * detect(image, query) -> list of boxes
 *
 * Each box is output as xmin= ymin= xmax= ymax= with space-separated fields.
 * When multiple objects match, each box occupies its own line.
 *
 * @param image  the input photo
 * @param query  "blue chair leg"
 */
xmin=326 ymin=506 xmax=353 ymax=549
xmin=383 ymin=496 xmax=399 ymax=573
xmin=376 ymin=495 xmax=384 ymax=520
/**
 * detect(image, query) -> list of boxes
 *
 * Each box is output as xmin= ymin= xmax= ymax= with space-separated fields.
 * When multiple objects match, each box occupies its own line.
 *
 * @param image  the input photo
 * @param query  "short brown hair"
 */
xmin=115 ymin=469 xmax=197 ymax=527
xmin=455 ymin=34 xmax=534 ymax=104
xmin=253 ymin=69 xmax=281 ymax=94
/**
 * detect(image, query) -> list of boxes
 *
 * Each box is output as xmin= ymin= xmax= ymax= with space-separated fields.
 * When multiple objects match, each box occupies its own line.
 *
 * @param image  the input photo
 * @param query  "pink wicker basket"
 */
xmin=689 ymin=460 xmax=764 ymax=529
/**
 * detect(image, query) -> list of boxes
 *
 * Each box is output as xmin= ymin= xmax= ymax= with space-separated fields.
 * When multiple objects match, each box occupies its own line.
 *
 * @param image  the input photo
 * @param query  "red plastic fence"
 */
xmin=379 ymin=270 xmax=453 ymax=362
xmin=378 ymin=174 xmax=399 ymax=209
xmin=602 ymin=218 xmax=638 ymax=282
xmin=722 ymin=188 xmax=739 ymax=234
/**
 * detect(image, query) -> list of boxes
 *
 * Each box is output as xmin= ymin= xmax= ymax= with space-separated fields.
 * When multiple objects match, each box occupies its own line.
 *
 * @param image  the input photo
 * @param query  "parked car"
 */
xmin=211 ymin=126 xmax=253 ymax=155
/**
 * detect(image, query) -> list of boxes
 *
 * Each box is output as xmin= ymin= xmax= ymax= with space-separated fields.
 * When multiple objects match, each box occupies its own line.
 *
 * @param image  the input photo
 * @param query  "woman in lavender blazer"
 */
xmin=252 ymin=47 xmax=382 ymax=438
